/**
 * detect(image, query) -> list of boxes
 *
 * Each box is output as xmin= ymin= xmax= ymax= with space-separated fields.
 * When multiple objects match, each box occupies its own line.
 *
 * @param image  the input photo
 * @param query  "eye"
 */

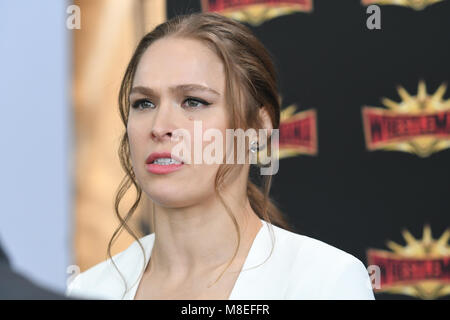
xmin=131 ymin=99 xmax=155 ymax=110
xmin=182 ymin=97 xmax=211 ymax=109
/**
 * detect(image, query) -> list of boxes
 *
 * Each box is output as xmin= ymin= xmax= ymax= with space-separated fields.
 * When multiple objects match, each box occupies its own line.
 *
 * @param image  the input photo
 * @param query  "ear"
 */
xmin=259 ymin=106 xmax=273 ymax=136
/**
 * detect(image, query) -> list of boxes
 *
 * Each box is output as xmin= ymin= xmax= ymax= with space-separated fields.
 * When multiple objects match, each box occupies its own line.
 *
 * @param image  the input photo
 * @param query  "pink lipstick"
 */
xmin=145 ymin=152 xmax=184 ymax=175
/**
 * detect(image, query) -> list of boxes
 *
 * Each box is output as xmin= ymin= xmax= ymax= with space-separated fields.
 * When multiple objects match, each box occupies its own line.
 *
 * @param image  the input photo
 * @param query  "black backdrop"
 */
xmin=165 ymin=0 xmax=450 ymax=300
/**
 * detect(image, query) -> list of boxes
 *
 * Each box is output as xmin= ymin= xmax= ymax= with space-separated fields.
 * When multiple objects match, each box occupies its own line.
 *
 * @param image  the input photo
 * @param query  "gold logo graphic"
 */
xmin=201 ymin=0 xmax=313 ymax=26
xmin=362 ymin=80 xmax=450 ymax=157
xmin=361 ymin=0 xmax=445 ymax=10
xmin=367 ymin=225 xmax=450 ymax=299
xmin=278 ymin=104 xmax=317 ymax=158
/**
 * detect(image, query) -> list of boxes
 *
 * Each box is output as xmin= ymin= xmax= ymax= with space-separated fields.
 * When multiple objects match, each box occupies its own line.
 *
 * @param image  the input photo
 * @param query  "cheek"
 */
xmin=127 ymin=122 xmax=147 ymax=167
xmin=198 ymin=123 xmax=229 ymax=182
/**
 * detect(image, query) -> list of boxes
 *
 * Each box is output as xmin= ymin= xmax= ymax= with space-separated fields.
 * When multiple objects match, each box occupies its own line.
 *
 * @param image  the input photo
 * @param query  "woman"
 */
xmin=66 ymin=12 xmax=375 ymax=300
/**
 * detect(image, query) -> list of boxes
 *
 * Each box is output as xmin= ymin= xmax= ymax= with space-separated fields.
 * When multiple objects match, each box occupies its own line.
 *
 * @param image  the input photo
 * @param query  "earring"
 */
xmin=250 ymin=140 xmax=258 ymax=153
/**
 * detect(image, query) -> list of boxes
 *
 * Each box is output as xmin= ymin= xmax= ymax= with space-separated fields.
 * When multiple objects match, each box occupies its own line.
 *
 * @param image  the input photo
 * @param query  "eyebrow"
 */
xmin=130 ymin=84 xmax=220 ymax=97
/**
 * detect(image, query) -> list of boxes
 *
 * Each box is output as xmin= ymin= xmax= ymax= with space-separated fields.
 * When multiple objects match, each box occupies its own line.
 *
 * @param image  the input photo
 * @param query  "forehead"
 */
xmin=133 ymin=37 xmax=225 ymax=92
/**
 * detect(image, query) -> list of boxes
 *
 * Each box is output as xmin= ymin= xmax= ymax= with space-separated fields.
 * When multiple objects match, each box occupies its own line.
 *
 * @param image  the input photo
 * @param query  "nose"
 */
xmin=150 ymin=100 xmax=175 ymax=142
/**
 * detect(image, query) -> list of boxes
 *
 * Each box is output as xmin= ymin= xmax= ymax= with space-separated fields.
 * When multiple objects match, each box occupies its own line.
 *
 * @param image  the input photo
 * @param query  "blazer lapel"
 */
xmin=115 ymin=233 xmax=154 ymax=300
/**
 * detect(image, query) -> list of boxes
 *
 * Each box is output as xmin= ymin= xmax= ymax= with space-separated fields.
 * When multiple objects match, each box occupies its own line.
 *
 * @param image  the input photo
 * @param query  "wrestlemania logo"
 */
xmin=277 ymin=104 xmax=317 ymax=158
xmin=367 ymin=225 xmax=450 ymax=299
xmin=201 ymin=0 xmax=313 ymax=26
xmin=361 ymin=81 xmax=450 ymax=157
xmin=361 ymin=0 xmax=445 ymax=10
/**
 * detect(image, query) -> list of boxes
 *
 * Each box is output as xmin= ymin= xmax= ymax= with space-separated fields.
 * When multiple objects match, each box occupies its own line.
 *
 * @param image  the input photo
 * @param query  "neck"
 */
xmin=149 ymin=195 xmax=263 ymax=280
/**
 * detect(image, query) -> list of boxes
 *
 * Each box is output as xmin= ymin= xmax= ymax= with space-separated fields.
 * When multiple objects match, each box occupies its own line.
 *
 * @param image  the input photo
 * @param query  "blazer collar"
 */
xmin=120 ymin=219 xmax=273 ymax=300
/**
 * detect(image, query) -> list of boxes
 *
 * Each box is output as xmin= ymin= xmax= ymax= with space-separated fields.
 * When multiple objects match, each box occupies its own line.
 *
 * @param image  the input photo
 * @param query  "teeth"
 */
xmin=153 ymin=158 xmax=181 ymax=165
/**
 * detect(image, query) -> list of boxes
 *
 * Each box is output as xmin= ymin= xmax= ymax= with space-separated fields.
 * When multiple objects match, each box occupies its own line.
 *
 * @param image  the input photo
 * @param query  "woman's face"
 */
xmin=127 ymin=37 xmax=232 ymax=207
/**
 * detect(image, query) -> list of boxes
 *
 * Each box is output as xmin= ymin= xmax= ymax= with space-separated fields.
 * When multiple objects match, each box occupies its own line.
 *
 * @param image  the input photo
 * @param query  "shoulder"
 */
xmin=269 ymin=224 xmax=375 ymax=300
xmin=65 ymin=234 xmax=154 ymax=300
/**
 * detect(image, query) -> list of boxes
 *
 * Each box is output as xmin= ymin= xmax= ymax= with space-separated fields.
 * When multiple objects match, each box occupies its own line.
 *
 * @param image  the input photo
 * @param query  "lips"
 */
xmin=145 ymin=152 xmax=184 ymax=164
xmin=145 ymin=151 xmax=185 ymax=175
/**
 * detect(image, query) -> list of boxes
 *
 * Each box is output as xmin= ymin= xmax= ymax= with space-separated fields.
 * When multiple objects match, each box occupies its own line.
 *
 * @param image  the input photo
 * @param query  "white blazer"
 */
xmin=66 ymin=219 xmax=375 ymax=300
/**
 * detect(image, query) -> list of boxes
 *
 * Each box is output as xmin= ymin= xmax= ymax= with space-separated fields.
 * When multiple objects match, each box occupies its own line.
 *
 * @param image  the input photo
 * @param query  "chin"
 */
xmin=147 ymin=195 xmax=193 ymax=208
xmin=144 ymin=185 xmax=185 ymax=204
xmin=145 ymin=186 xmax=210 ymax=208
